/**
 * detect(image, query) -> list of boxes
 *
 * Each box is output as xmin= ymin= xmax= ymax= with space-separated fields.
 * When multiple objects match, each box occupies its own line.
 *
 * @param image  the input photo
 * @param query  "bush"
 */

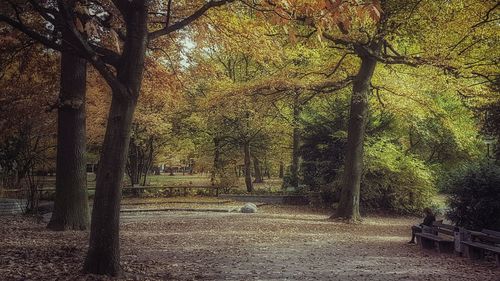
xmin=361 ymin=139 xmax=436 ymax=215
xmin=446 ymin=162 xmax=500 ymax=231
xmin=215 ymin=172 xmax=239 ymax=194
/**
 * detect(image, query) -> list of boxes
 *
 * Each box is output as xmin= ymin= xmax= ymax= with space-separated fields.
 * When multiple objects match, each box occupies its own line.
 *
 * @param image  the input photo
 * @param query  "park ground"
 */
xmin=0 ymin=198 xmax=499 ymax=281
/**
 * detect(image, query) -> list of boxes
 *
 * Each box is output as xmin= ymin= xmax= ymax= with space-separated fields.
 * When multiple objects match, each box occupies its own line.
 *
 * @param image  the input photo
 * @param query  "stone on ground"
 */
xmin=241 ymin=203 xmax=257 ymax=213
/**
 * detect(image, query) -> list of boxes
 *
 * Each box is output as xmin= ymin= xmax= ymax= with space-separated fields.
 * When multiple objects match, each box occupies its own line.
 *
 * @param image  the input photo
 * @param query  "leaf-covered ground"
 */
xmin=0 ymin=203 xmax=498 ymax=281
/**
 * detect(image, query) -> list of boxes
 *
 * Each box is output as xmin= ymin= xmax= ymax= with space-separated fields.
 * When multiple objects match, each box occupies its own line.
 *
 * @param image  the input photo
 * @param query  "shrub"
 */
xmin=215 ymin=171 xmax=239 ymax=194
xmin=361 ymin=139 xmax=436 ymax=214
xmin=446 ymin=162 xmax=500 ymax=231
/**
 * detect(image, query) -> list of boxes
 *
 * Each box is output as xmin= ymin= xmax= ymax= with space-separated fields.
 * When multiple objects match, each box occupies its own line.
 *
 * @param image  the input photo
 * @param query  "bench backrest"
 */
xmin=432 ymin=222 xmax=457 ymax=236
xmin=422 ymin=225 xmax=434 ymax=234
xmin=482 ymin=229 xmax=500 ymax=237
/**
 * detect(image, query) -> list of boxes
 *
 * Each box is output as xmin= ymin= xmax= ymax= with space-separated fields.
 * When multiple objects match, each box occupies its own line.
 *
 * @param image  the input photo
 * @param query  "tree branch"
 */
xmin=148 ymin=0 xmax=234 ymax=40
xmin=56 ymin=0 xmax=126 ymax=96
xmin=0 ymin=14 xmax=64 ymax=52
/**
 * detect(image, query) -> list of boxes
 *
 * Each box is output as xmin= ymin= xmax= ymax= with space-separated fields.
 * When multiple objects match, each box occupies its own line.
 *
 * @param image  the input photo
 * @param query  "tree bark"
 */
xmin=290 ymin=95 xmax=301 ymax=188
xmin=335 ymin=44 xmax=380 ymax=221
xmin=279 ymin=161 xmax=284 ymax=178
xmin=83 ymin=1 xmax=148 ymax=275
xmin=211 ymin=137 xmax=221 ymax=185
xmin=141 ymin=137 xmax=154 ymax=186
xmin=264 ymin=156 xmax=271 ymax=179
xmin=243 ymin=142 xmax=253 ymax=192
xmin=47 ymin=33 xmax=89 ymax=231
xmin=127 ymin=138 xmax=140 ymax=185
xmin=83 ymin=97 xmax=137 ymax=276
xmin=253 ymin=155 xmax=263 ymax=183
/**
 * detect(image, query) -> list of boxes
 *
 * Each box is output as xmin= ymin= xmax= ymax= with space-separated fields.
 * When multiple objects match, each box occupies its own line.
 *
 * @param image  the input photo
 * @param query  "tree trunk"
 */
xmin=264 ymin=156 xmax=270 ymax=179
xmin=47 ymin=36 xmax=90 ymax=231
xmin=141 ymin=137 xmax=154 ymax=186
xmin=290 ymin=96 xmax=301 ymax=188
xmin=243 ymin=142 xmax=253 ymax=192
xmin=335 ymin=44 xmax=380 ymax=221
xmin=127 ymin=138 xmax=140 ymax=185
xmin=84 ymin=1 xmax=148 ymax=275
xmin=211 ymin=137 xmax=221 ymax=185
xmin=83 ymin=95 xmax=137 ymax=275
xmin=253 ymin=155 xmax=263 ymax=183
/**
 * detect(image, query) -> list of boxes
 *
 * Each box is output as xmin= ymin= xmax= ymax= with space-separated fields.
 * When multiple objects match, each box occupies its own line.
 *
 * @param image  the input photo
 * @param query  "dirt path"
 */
xmin=0 ymin=205 xmax=498 ymax=280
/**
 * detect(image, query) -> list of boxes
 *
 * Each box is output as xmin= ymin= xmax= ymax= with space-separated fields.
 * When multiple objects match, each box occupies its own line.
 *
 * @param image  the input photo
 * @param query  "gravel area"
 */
xmin=0 ymin=204 xmax=498 ymax=280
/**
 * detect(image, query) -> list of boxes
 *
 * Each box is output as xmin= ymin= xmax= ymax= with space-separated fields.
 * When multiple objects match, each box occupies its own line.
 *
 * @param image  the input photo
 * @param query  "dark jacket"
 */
xmin=422 ymin=214 xmax=436 ymax=227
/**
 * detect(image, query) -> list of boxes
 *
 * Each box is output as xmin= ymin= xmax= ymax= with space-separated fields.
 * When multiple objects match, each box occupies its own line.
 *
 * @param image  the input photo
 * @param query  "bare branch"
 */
xmin=471 ymin=2 xmax=500 ymax=28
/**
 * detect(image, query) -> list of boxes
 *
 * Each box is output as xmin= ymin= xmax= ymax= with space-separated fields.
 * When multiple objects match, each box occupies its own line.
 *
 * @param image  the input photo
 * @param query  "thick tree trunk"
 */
xmin=243 ymin=142 xmax=253 ymax=192
xmin=84 ymin=1 xmax=148 ymax=275
xmin=253 ymin=155 xmax=263 ymax=183
xmin=47 ymin=38 xmax=89 ymax=231
xmin=83 ymin=96 xmax=137 ymax=276
xmin=290 ymin=96 xmax=301 ymax=188
xmin=335 ymin=44 xmax=380 ymax=221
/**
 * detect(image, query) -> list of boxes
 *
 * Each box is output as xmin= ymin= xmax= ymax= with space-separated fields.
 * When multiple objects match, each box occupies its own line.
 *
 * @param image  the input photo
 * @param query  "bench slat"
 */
xmin=461 ymin=241 xmax=500 ymax=254
xmin=433 ymin=222 xmax=456 ymax=231
xmin=482 ymin=229 xmax=500 ymax=238
xmin=416 ymin=233 xmax=454 ymax=242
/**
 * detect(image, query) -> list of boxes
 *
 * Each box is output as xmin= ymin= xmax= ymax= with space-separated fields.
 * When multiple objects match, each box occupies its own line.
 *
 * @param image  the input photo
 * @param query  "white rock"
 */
xmin=240 ymin=203 xmax=257 ymax=213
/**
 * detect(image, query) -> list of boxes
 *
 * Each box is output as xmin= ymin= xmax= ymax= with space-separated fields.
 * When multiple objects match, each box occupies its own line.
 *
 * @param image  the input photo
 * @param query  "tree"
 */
xmin=0 ymin=1 xmax=90 ymax=230
xmin=0 ymin=41 xmax=58 ymax=212
xmin=1 ymin=0 xmax=235 ymax=275
xmin=125 ymin=58 xmax=176 ymax=187
xmin=336 ymin=43 xmax=380 ymax=220
xmin=47 ymin=30 xmax=90 ymax=230
xmin=241 ymin=0 xmax=495 ymax=220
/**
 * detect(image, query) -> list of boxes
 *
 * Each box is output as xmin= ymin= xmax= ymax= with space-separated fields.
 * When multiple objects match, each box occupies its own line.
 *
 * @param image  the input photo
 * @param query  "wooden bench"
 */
xmin=462 ymin=241 xmax=500 ymax=267
xmin=469 ymin=229 xmax=500 ymax=244
xmin=432 ymin=222 xmax=456 ymax=236
xmin=462 ymin=228 xmax=500 ymax=267
xmin=415 ymin=222 xmax=457 ymax=254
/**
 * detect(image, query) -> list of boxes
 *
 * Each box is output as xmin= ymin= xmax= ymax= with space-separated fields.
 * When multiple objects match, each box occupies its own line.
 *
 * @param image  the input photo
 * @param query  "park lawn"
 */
xmin=143 ymin=174 xmax=211 ymax=186
xmin=37 ymin=174 xmax=284 ymax=193
xmin=142 ymin=174 xmax=284 ymax=193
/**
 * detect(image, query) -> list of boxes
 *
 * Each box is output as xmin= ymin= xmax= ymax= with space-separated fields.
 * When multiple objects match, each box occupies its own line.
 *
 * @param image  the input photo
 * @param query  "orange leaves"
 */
xmin=254 ymin=0 xmax=383 ymax=42
xmin=363 ymin=3 xmax=382 ymax=22
xmin=110 ymin=29 xmax=121 ymax=53
xmin=324 ymin=0 xmax=338 ymax=11
xmin=288 ymin=26 xmax=297 ymax=44
xmin=0 ymin=45 xmax=58 ymax=148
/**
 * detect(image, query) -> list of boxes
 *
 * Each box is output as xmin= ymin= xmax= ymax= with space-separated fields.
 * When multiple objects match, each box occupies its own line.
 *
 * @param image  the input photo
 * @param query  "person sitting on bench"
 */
xmin=408 ymin=207 xmax=436 ymax=244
